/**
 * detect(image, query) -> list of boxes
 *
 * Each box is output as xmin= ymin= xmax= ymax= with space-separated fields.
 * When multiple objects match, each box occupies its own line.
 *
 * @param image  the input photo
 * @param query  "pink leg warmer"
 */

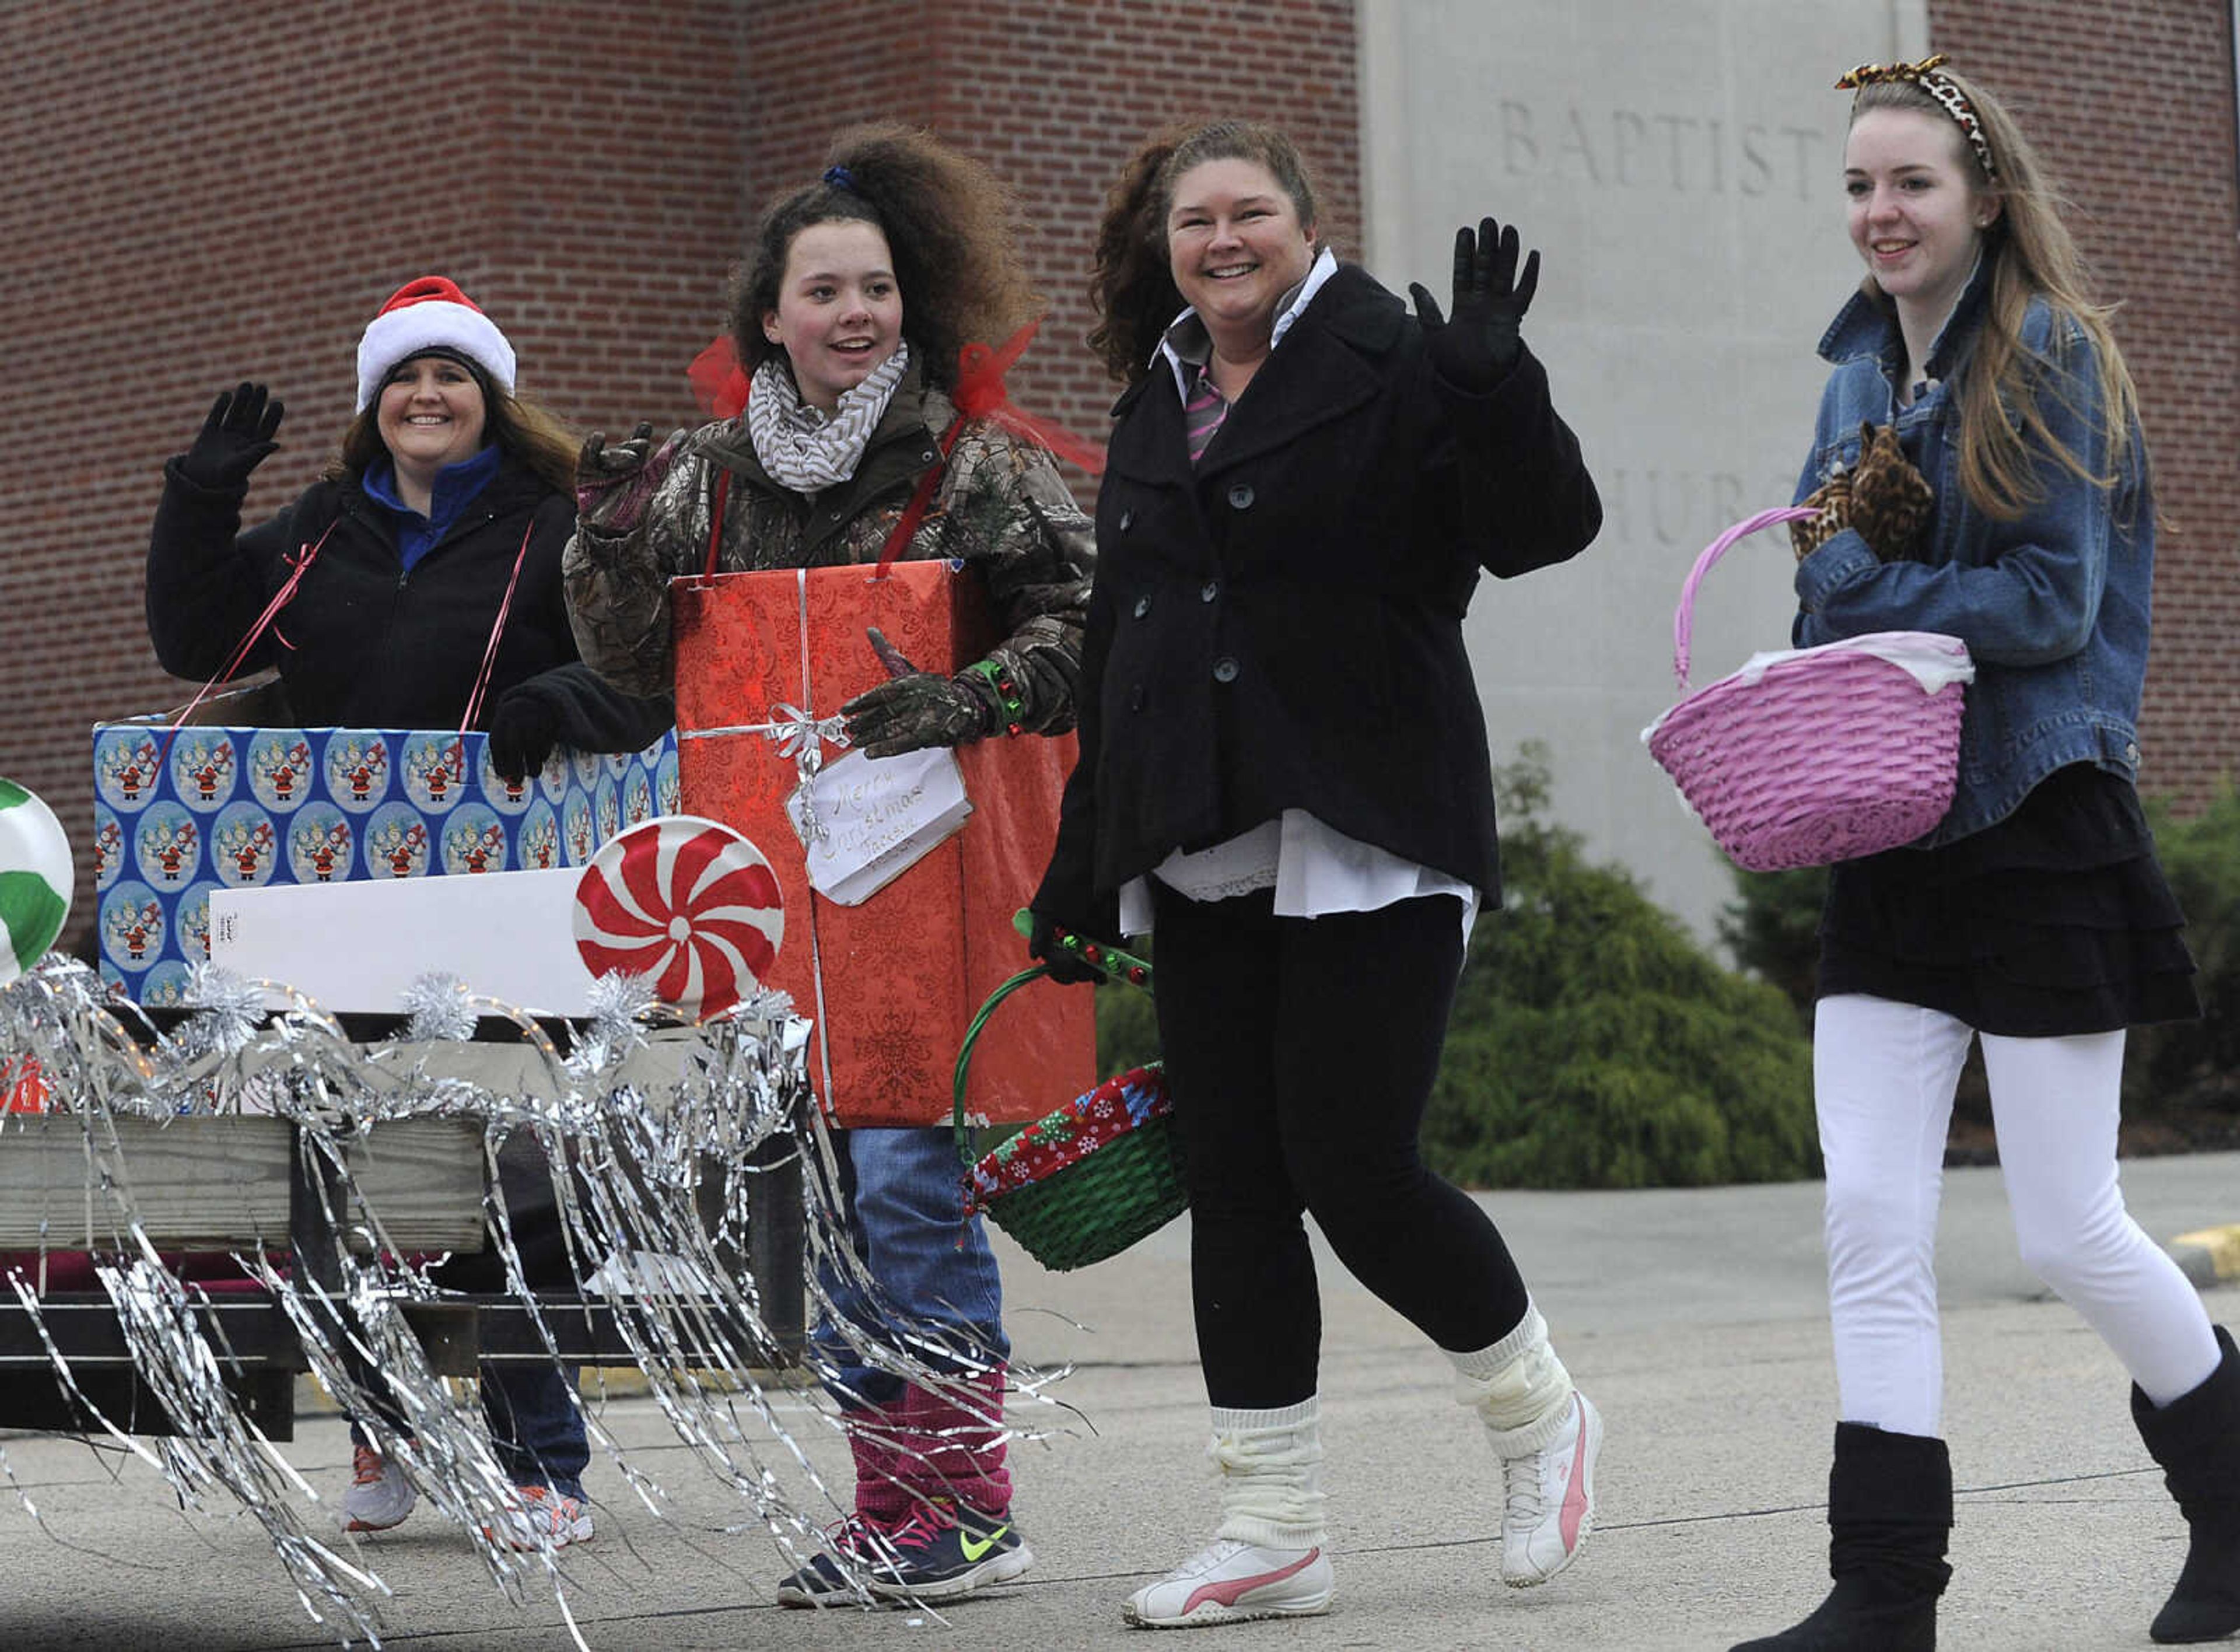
xmin=893 ymin=1367 xmax=1012 ymax=1518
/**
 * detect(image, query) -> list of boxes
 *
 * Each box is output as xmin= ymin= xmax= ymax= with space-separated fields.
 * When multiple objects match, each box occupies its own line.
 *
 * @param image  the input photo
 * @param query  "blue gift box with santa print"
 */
xmin=90 ymin=722 xmax=678 ymax=1003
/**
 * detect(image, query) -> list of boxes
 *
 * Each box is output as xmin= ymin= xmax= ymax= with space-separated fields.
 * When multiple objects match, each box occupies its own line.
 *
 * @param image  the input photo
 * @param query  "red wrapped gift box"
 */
xmin=672 ymin=561 xmax=1093 ymax=1126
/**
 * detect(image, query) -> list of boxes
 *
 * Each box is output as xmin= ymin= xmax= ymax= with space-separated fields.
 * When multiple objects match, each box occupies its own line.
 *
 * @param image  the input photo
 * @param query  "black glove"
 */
xmin=840 ymin=628 xmax=999 ymax=758
xmin=178 ymin=382 xmax=285 ymax=490
xmin=1028 ymin=911 xmax=1107 ymax=986
xmin=486 ymin=684 xmax=562 ymax=782
xmin=575 ymin=421 xmax=683 ymax=534
xmin=1408 ymin=217 xmax=1541 ymax=391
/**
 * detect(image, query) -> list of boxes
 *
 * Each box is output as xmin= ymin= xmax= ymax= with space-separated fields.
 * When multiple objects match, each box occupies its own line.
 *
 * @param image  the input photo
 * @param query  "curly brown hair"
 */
xmin=328 ymin=370 xmax=579 ymax=496
xmin=729 ymin=124 xmax=1038 ymax=394
xmin=1088 ymin=120 xmax=1321 ymax=384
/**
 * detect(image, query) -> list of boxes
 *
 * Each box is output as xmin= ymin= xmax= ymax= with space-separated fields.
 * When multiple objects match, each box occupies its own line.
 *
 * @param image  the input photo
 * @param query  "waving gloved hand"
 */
xmin=178 ymin=382 xmax=285 ymax=490
xmin=1847 ymin=421 xmax=1935 ymax=563
xmin=485 ymin=683 xmax=564 ymax=782
xmin=1027 ymin=911 xmax=1107 ymax=986
xmin=575 ymin=422 xmax=684 ymax=534
xmin=1408 ymin=216 xmax=1541 ymax=391
xmin=841 ymin=628 xmax=1002 ymax=759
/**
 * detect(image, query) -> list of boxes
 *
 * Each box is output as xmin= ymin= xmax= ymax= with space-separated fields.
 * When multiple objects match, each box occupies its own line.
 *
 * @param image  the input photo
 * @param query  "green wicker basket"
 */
xmin=953 ymin=958 xmax=1185 ymax=1272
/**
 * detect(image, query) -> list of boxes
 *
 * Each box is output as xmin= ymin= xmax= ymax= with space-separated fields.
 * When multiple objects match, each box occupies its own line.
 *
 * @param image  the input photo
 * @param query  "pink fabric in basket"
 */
xmin=1647 ymin=508 xmax=1970 ymax=872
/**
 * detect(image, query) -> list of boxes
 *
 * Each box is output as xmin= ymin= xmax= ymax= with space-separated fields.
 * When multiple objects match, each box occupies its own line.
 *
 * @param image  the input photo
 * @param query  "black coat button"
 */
xmin=1200 ymin=579 xmax=1219 ymax=603
xmin=1227 ymin=483 xmax=1254 ymax=510
xmin=1129 ymin=684 xmax=1146 ymax=711
xmin=1132 ymin=594 xmax=1152 ymax=619
xmin=1212 ymin=657 xmax=1240 ymax=684
xmin=1119 ymin=509 xmax=1135 ymax=531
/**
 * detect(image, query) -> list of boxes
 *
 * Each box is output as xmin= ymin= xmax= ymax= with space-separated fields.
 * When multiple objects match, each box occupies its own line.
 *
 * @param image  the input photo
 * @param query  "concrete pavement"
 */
xmin=1 ymin=1152 xmax=2235 ymax=1651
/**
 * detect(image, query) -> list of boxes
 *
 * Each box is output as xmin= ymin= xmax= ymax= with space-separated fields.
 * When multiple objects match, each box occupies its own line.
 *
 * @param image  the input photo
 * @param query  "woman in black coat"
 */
xmin=1031 ymin=120 xmax=1604 ymax=1630
xmin=143 ymin=275 xmax=673 ymax=1552
xmin=147 ymin=276 xmax=671 ymax=778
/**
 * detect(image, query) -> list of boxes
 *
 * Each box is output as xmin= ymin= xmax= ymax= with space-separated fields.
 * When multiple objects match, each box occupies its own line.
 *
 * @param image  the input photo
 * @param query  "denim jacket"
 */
xmin=1792 ymin=262 xmax=2154 ymax=846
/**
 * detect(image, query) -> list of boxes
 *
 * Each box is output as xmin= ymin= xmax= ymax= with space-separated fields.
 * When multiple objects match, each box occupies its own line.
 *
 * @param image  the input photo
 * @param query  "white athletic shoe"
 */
xmin=481 ymin=1484 xmax=595 ymax=1551
xmin=1122 ymin=1538 xmax=1334 ymax=1629
xmin=342 ymin=1443 xmax=417 ymax=1533
xmin=1500 ymin=1390 xmax=1601 ymax=1587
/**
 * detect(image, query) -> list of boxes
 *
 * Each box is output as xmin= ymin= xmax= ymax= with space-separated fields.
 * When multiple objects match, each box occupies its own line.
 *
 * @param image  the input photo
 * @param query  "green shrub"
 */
xmin=1420 ymin=746 xmax=1819 ymax=1189
xmin=1716 ymin=866 xmax=1826 ymax=1033
xmin=2131 ymin=788 xmax=2240 ymax=1118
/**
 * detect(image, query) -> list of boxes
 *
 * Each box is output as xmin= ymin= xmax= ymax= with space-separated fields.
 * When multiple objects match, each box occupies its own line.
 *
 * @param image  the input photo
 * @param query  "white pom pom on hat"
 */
xmin=355 ymin=276 xmax=517 ymax=412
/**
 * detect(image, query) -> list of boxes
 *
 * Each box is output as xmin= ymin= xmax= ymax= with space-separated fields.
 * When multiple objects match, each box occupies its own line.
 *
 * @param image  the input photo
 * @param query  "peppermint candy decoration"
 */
xmin=0 ymin=778 xmax=72 ymax=984
xmin=572 ymin=815 xmax=783 ymax=1017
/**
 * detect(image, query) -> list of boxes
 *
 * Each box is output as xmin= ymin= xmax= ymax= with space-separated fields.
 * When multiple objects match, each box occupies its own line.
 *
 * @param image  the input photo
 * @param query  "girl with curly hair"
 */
xmin=562 ymin=124 xmax=1093 ymax=1608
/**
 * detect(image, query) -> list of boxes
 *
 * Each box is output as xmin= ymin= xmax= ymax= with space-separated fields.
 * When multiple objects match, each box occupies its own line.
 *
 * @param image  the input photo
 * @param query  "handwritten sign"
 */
xmin=788 ymin=748 xmax=973 ymax=907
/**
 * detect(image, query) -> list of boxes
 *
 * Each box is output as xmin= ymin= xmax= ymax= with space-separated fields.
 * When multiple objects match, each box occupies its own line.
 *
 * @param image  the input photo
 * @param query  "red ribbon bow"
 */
xmin=949 ymin=321 xmax=1108 ymax=477
xmin=687 ymin=335 xmax=753 ymax=421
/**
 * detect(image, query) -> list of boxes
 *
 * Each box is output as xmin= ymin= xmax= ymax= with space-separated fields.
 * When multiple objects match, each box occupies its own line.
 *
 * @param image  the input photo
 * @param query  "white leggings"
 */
xmin=1816 ymin=993 xmax=2220 ymax=1437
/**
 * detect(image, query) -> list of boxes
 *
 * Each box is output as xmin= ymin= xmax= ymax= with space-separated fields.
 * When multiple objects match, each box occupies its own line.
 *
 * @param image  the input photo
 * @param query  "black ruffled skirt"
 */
xmin=1817 ymin=764 xmax=2199 ymax=1036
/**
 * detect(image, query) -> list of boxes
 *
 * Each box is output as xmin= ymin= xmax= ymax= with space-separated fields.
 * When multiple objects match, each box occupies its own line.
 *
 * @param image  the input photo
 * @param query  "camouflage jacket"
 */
xmin=562 ymin=368 xmax=1093 ymax=733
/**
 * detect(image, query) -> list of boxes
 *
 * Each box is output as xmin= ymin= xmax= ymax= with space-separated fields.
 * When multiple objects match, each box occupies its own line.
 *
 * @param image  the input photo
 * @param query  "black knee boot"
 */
xmin=1730 ymin=1423 xmax=1952 ymax=1652
xmin=2132 ymin=1324 xmax=2240 ymax=1644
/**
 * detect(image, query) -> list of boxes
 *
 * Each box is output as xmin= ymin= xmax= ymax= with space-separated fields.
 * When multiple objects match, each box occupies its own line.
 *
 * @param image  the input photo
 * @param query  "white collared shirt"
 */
xmin=1152 ymin=245 xmax=1342 ymax=404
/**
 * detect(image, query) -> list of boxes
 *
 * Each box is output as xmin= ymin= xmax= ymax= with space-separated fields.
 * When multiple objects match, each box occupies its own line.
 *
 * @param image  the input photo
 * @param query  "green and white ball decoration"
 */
xmin=0 ymin=779 xmax=72 ymax=983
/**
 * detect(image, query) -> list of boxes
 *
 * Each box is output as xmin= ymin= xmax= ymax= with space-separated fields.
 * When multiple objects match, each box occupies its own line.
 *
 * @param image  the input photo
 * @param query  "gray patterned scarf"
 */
xmin=744 ymin=342 xmax=911 ymax=491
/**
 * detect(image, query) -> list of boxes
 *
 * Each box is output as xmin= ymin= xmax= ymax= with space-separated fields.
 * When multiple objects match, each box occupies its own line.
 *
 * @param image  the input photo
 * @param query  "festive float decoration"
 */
xmin=0 ymin=778 xmax=71 ymax=984
xmin=92 ymin=721 xmax=677 ymax=1000
xmin=573 ymin=816 xmax=784 ymax=1019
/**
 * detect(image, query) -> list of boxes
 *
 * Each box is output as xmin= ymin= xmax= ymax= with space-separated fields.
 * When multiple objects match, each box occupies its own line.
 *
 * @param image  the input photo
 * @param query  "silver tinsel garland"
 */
xmin=0 ymin=954 xmax=1052 ymax=1646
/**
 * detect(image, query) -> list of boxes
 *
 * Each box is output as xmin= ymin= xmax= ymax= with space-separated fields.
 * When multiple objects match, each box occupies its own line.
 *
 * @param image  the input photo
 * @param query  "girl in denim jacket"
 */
xmin=1734 ymin=60 xmax=2235 ymax=1652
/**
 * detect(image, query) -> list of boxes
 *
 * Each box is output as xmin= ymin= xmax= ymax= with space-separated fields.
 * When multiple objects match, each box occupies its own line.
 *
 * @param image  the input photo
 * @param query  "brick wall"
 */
xmin=1931 ymin=1 xmax=2240 ymax=809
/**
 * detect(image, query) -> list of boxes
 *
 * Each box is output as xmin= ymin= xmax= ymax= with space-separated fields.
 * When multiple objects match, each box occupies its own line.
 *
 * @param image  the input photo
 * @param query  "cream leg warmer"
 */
xmin=1449 ymin=1304 xmax=1577 ymax=1455
xmin=1207 ymin=1396 xmax=1326 ymax=1549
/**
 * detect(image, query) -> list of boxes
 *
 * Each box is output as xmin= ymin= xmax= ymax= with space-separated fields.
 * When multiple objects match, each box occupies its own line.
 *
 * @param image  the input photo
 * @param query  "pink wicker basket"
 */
xmin=1645 ymin=507 xmax=1971 ymax=872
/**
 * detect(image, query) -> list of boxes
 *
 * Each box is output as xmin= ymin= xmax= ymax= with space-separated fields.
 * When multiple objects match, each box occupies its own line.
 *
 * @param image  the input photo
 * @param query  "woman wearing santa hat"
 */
xmin=143 ymin=275 xmax=674 ymax=1550
xmin=147 ymin=275 xmax=670 ymax=779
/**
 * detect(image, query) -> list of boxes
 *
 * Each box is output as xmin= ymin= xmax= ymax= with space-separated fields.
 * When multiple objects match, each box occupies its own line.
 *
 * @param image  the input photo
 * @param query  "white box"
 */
xmin=209 ymin=869 xmax=596 ymax=1015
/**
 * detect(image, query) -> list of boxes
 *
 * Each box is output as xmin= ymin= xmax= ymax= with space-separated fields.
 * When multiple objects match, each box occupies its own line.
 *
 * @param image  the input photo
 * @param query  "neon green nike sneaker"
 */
xmin=866 ymin=1496 xmax=1034 ymax=1602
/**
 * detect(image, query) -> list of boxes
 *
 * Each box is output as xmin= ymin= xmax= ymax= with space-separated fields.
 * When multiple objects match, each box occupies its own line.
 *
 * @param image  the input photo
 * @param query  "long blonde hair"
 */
xmin=1851 ymin=71 xmax=2140 ymax=520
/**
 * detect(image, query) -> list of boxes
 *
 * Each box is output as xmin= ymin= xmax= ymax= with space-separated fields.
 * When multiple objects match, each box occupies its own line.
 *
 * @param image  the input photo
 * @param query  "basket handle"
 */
xmin=953 ymin=916 xmax=1155 ymax=1169
xmin=1672 ymin=506 xmax=1822 ymax=690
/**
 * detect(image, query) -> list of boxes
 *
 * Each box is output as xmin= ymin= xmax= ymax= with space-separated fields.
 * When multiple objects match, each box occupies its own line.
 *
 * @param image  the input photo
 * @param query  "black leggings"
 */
xmin=1149 ymin=883 xmax=1531 ymax=1409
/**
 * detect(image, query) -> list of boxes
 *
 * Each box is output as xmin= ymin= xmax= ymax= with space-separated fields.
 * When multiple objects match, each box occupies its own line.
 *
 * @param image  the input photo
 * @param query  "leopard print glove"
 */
xmin=1848 ymin=421 xmax=1935 ymax=563
xmin=1791 ymin=468 xmax=1853 ymax=562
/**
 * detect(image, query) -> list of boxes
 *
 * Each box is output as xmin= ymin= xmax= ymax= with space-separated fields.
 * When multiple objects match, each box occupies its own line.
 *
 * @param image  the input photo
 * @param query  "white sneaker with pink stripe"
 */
xmin=1499 ymin=1390 xmax=1601 ymax=1587
xmin=1122 ymin=1538 xmax=1334 ymax=1629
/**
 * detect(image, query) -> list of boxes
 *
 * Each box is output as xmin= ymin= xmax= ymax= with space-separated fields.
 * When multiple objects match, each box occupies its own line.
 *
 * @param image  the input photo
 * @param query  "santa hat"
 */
xmin=355 ymin=276 xmax=517 ymax=411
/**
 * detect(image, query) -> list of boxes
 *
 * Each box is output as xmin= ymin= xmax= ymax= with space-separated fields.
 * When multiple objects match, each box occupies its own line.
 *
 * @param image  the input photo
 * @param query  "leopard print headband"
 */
xmin=1836 ymin=53 xmax=2000 ymax=185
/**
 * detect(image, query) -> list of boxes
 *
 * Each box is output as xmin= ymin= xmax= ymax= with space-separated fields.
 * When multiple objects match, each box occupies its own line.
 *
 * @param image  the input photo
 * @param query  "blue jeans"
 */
xmin=480 ymin=1362 xmax=589 ymax=1500
xmin=811 ymin=1126 xmax=1007 ymax=1410
xmin=349 ymin=1362 xmax=587 ymax=1502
